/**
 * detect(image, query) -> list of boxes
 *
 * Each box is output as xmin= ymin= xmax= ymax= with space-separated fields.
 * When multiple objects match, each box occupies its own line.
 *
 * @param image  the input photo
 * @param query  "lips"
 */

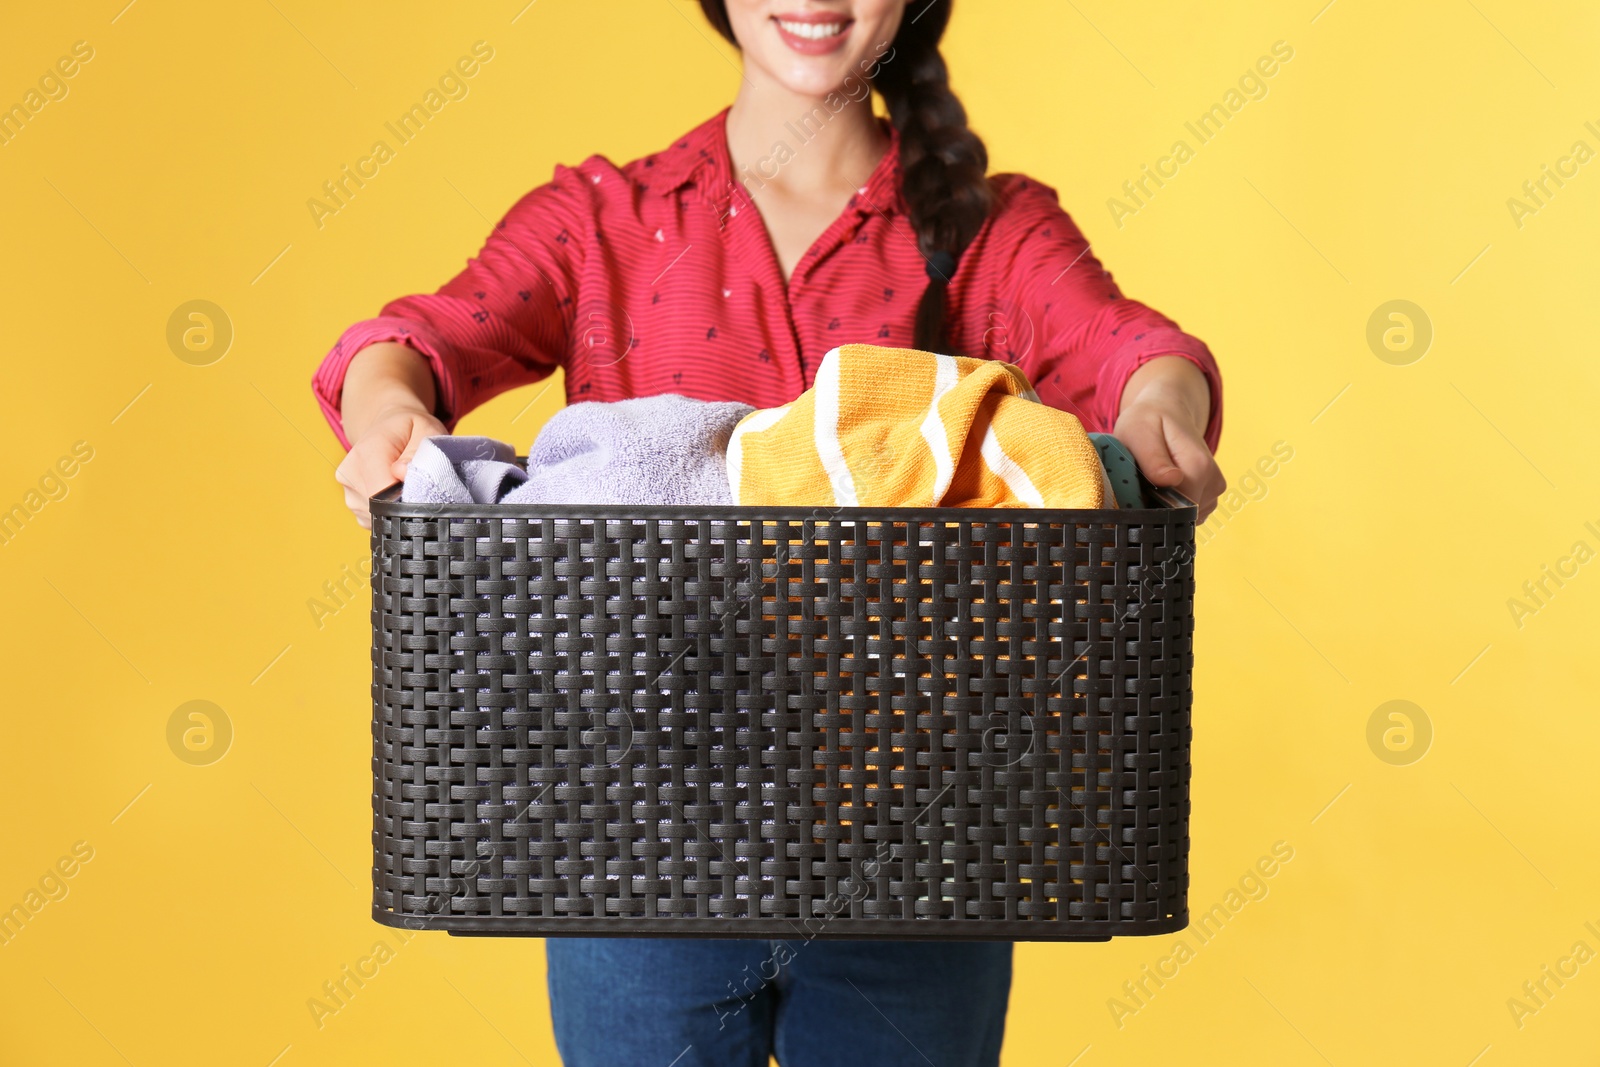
xmin=772 ymin=12 xmax=853 ymax=55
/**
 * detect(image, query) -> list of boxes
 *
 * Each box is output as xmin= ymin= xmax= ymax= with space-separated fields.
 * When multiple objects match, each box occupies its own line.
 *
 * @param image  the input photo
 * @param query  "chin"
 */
xmin=770 ymin=59 xmax=859 ymax=98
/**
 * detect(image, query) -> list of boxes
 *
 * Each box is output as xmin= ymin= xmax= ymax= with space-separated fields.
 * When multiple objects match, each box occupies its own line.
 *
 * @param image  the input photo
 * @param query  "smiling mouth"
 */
xmin=774 ymin=17 xmax=851 ymax=40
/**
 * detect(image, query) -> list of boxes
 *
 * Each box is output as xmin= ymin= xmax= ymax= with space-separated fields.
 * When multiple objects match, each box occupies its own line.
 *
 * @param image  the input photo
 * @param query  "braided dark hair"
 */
xmin=697 ymin=0 xmax=994 ymax=355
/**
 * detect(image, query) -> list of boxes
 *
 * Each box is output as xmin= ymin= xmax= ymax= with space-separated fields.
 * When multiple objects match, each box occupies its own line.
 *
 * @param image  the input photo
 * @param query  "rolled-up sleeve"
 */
xmin=311 ymin=166 xmax=589 ymax=449
xmin=982 ymin=177 xmax=1223 ymax=452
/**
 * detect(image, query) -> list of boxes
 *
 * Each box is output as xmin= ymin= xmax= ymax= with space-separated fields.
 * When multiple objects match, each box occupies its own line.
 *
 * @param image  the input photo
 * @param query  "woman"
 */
xmin=315 ymin=2 xmax=1224 ymax=1062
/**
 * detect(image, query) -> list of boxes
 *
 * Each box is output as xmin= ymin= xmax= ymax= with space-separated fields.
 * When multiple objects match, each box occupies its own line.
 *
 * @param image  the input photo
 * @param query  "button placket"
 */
xmin=718 ymin=177 xmax=808 ymax=397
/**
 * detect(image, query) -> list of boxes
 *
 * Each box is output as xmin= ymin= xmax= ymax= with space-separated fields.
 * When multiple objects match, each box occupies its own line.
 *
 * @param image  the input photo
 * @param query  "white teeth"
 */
xmin=777 ymin=19 xmax=846 ymax=40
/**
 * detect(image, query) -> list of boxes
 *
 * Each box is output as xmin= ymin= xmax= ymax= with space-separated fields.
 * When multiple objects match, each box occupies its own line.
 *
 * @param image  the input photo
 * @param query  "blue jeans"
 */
xmin=546 ymin=937 xmax=1013 ymax=1066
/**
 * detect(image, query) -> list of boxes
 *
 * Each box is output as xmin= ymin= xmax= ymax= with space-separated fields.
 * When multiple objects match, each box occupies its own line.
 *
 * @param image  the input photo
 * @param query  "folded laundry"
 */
xmin=1089 ymin=432 xmax=1153 ymax=509
xmin=400 ymin=435 xmax=524 ymax=505
xmin=400 ymin=393 xmax=754 ymax=506
xmin=517 ymin=393 xmax=754 ymax=506
xmin=726 ymin=344 xmax=1112 ymax=510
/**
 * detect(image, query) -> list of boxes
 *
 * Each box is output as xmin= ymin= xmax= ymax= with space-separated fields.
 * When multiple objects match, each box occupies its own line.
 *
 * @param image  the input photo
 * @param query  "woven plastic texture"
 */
xmin=370 ymin=490 xmax=1195 ymax=941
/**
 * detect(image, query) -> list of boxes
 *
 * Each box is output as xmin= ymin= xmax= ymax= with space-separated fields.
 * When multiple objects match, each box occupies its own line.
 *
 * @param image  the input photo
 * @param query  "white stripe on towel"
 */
xmin=726 ymin=403 xmax=791 ymax=503
xmin=917 ymin=353 xmax=962 ymax=506
xmin=978 ymin=421 xmax=1045 ymax=507
xmin=812 ymin=348 xmax=858 ymax=506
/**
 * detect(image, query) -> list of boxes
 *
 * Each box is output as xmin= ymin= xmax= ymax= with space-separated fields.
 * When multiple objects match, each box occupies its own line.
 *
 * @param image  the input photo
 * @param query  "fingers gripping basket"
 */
xmin=369 ymin=488 xmax=1196 ymax=941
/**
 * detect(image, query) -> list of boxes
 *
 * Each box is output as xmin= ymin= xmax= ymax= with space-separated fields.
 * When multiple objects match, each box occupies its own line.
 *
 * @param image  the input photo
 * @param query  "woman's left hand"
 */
xmin=1112 ymin=356 xmax=1226 ymax=520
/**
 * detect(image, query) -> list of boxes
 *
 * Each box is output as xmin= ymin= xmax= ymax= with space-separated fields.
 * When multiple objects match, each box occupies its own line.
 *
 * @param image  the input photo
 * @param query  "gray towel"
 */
xmin=400 ymin=435 xmax=524 ymax=504
xmin=400 ymin=393 xmax=754 ymax=506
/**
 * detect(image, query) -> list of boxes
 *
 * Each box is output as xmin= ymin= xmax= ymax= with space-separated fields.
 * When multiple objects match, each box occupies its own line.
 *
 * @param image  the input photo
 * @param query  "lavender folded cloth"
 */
xmin=400 ymin=436 xmax=525 ymax=504
xmin=400 ymin=394 xmax=755 ymax=506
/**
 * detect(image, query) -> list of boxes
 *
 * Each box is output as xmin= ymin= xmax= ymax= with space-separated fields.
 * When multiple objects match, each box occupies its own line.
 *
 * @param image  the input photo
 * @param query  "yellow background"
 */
xmin=3 ymin=1 xmax=1596 ymax=1063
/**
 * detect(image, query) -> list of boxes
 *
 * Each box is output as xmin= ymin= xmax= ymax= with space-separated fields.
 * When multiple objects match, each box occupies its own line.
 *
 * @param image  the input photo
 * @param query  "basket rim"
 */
xmin=368 ymin=482 xmax=1196 ymax=524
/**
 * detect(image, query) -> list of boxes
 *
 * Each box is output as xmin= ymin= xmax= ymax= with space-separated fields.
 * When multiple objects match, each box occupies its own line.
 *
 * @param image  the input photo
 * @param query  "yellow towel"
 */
xmin=727 ymin=344 xmax=1111 ymax=509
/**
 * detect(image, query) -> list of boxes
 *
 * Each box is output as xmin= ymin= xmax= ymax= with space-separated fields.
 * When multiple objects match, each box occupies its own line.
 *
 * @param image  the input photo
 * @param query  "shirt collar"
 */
xmin=647 ymin=106 xmax=905 ymax=217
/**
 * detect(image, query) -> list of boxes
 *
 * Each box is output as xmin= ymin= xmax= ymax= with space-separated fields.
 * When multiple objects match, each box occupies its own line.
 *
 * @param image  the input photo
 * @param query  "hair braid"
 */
xmin=698 ymin=1 xmax=994 ymax=354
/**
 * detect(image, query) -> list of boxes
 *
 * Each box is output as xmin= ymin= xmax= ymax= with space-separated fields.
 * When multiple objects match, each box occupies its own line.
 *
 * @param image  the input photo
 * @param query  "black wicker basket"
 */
xmin=370 ymin=485 xmax=1195 ymax=941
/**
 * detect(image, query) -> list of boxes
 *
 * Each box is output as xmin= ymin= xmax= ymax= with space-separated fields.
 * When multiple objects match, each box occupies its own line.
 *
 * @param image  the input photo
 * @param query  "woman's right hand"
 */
xmin=333 ymin=342 xmax=446 ymax=528
xmin=335 ymin=406 xmax=447 ymax=528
